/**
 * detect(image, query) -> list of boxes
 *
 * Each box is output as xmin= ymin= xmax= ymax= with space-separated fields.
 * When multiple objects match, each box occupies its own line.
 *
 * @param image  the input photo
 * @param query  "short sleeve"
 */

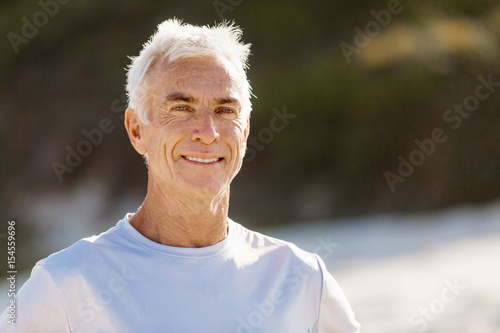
xmin=316 ymin=255 xmax=361 ymax=333
xmin=0 ymin=265 xmax=71 ymax=333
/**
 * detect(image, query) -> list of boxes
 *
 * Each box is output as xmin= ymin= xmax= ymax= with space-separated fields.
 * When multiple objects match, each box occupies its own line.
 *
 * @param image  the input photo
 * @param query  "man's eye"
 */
xmin=218 ymin=108 xmax=234 ymax=114
xmin=173 ymin=106 xmax=188 ymax=111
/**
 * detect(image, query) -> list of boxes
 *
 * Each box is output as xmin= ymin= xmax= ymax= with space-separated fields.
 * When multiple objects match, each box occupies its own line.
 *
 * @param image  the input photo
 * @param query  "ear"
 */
xmin=125 ymin=108 xmax=147 ymax=155
xmin=243 ymin=117 xmax=250 ymax=141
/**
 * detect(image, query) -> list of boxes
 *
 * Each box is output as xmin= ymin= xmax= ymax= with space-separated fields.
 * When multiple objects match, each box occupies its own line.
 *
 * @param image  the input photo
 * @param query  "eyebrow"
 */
xmin=163 ymin=92 xmax=197 ymax=104
xmin=215 ymin=97 xmax=240 ymax=106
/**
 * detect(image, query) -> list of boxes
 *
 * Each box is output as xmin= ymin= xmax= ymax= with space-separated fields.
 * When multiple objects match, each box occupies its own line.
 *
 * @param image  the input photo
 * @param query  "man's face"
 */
xmin=130 ymin=56 xmax=249 ymax=200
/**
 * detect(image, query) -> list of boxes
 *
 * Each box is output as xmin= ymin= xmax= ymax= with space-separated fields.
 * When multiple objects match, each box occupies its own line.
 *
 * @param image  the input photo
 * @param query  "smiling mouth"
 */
xmin=182 ymin=156 xmax=223 ymax=163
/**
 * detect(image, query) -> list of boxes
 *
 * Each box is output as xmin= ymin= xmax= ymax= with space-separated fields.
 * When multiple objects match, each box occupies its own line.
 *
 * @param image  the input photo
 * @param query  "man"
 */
xmin=0 ymin=19 xmax=360 ymax=332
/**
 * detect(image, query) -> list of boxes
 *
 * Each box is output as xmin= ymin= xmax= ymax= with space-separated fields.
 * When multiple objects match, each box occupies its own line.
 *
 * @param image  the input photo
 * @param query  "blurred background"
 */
xmin=1 ymin=0 xmax=499 ymax=331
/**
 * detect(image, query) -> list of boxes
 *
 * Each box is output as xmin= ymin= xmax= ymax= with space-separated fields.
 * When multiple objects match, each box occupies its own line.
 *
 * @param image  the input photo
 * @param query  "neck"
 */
xmin=130 ymin=179 xmax=230 ymax=248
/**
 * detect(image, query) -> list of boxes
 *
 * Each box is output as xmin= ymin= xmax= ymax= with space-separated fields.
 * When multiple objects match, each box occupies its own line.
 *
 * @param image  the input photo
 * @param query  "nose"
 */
xmin=191 ymin=110 xmax=220 ymax=144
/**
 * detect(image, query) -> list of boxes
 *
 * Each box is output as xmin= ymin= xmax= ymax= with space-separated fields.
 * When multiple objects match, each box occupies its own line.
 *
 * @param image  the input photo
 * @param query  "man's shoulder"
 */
xmin=230 ymin=220 xmax=322 ymax=272
xmin=231 ymin=220 xmax=297 ymax=249
xmin=36 ymin=219 xmax=125 ymax=278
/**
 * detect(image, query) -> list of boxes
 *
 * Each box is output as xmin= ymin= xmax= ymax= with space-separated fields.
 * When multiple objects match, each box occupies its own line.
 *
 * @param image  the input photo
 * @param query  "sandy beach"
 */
xmin=337 ymin=233 xmax=500 ymax=333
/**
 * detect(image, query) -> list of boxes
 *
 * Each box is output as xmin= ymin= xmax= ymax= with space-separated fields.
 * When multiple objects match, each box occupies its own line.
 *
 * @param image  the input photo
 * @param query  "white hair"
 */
xmin=126 ymin=18 xmax=252 ymax=123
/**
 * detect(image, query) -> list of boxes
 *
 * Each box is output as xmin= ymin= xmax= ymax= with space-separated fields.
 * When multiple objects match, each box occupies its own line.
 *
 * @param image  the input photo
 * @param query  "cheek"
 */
xmin=144 ymin=126 xmax=169 ymax=160
xmin=228 ymin=123 xmax=248 ymax=150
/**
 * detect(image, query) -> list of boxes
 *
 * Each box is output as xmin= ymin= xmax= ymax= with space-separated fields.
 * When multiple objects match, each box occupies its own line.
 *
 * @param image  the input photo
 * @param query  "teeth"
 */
xmin=184 ymin=156 xmax=219 ymax=163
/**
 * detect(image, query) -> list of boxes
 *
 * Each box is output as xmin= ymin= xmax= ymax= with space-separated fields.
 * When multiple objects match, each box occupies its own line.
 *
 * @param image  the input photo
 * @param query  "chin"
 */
xmin=183 ymin=179 xmax=228 ymax=196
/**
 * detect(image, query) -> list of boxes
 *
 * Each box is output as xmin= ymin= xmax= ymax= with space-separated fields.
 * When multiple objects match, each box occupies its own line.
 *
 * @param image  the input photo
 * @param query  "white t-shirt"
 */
xmin=0 ymin=215 xmax=360 ymax=333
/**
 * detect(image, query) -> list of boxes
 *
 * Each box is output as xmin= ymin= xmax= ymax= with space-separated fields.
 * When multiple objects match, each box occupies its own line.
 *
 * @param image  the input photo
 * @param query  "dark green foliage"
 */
xmin=1 ymin=0 xmax=500 ymax=227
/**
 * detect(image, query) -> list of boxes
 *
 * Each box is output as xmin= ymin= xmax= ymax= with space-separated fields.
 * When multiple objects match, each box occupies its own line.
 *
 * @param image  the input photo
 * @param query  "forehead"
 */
xmin=148 ymin=56 xmax=243 ymax=100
